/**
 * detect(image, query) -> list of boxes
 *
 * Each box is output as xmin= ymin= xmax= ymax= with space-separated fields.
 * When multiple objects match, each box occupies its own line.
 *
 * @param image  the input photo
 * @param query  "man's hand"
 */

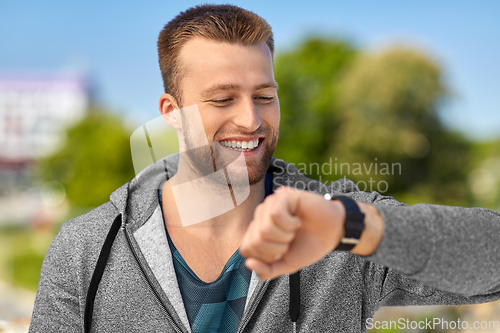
xmin=239 ymin=186 xmax=384 ymax=280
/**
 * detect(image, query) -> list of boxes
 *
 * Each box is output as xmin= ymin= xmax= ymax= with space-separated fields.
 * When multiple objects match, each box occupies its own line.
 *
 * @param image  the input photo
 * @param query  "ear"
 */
xmin=159 ymin=93 xmax=182 ymax=129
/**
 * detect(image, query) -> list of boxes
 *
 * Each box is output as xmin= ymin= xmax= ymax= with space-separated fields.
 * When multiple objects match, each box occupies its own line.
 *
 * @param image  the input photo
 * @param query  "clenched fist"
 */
xmin=239 ymin=186 xmax=345 ymax=280
xmin=239 ymin=186 xmax=383 ymax=280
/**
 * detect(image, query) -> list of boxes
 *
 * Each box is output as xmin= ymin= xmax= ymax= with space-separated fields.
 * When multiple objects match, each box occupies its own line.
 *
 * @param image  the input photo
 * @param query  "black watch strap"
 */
xmin=325 ymin=194 xmax=365 ymax=251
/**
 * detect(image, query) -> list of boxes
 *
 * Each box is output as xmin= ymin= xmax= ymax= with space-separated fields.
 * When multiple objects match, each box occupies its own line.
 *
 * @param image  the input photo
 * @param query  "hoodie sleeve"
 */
xmin=29 ymin=222 xmax=84 ymax=333
xmin=360 ymin=192 xmax=500 ymax=308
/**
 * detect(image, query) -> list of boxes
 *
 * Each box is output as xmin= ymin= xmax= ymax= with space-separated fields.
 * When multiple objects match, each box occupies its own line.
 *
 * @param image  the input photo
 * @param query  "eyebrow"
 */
xmin=255 ymin=82 xmax=279 ymax=91
xmin=200 ymin=81 xmax=278 ymax=97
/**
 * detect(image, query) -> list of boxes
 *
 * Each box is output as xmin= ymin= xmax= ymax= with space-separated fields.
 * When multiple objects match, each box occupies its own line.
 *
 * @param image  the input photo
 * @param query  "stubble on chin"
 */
xmin=181 ymin=121 xmax=278 ymax=187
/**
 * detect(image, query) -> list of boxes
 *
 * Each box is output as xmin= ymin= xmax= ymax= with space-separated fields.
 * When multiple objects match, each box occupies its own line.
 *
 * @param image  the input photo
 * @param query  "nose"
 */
xmin=232 ymin=97 xmax=261 ymax=132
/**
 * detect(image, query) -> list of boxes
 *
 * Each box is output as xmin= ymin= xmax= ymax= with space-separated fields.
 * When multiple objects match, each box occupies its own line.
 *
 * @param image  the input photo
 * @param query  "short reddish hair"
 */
xmin=157 ymin=4 xmax=274 ymax=106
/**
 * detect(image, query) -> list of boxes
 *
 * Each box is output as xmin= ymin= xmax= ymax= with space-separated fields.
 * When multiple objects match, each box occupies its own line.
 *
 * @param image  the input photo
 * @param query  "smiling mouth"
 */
xmin=218 ymin=138 xmax=261 ymax=152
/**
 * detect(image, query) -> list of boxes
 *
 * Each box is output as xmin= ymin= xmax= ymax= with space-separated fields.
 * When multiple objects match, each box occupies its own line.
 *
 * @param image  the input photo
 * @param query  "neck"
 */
xmin=161 ymin=168 xmax=267 ymax=241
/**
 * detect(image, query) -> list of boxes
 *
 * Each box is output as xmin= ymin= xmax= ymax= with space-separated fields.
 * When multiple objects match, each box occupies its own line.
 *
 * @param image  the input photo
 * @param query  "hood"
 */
xmin=110 ymin=153 xmax=179 ymax=229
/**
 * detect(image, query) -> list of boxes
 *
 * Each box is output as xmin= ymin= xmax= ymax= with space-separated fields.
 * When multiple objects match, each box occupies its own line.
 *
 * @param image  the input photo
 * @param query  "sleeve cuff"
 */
xmin=363 ymin=204 xmax=435 ymax=276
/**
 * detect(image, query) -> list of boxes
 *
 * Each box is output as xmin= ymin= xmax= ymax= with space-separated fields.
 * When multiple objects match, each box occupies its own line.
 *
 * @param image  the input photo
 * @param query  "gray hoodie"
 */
xmin=29 ymin=155 xmax=500 ymax=332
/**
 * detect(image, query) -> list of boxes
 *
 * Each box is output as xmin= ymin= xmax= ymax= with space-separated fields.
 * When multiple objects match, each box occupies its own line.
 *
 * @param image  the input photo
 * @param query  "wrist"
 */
xmin=351 ymin=202 xmax=384 ymax=256
xmin=324 ymin=199 xmax=346 ymax=251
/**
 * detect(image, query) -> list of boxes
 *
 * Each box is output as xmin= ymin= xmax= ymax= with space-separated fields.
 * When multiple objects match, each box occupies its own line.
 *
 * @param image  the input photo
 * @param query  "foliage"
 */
xmin=274 ymin=38 xmax=474 ymax=206
xmin=273 ymin=37 xmax=358 ymax=165
xmin=0 ymin=226 xmax=56 ymax=291
xmin=468 ymin=138 xmax=500 ymax=210
xmin=38 ymin=109 xmax=135 ymax=208
xmin=335 ymin=46 xmax=473 ymax=205
xmin=9 ymin=251 xmax=45 ymax=291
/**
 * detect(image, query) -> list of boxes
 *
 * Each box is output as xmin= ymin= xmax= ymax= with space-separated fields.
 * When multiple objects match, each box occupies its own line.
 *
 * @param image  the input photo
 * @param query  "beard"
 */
xmin=243 ymin=128 xmax=278 ymax=185
xmin=180 ymin=119 xmax=278 ymax=188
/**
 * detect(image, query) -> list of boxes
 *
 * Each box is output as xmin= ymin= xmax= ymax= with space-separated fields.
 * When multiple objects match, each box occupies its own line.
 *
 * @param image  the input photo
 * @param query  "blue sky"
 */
xmin=1 ymin=0 xmax=499 ymax=140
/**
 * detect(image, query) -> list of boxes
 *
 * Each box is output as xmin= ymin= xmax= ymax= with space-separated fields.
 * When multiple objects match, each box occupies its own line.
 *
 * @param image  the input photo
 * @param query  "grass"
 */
xmin=0 ymin=225 xmax=58 ymax=291
xmin=0 ymin=206 xmax=93 ymax=291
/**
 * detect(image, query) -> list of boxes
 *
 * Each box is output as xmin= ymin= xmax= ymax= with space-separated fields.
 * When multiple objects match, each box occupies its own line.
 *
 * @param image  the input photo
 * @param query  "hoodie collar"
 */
xmin=109 ymin=153 xmax=355 ymax=231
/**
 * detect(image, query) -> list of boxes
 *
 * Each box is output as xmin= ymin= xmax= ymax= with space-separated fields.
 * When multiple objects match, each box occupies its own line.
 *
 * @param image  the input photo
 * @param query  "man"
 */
xmin=29 ymin=4 xmax=500 ymax=333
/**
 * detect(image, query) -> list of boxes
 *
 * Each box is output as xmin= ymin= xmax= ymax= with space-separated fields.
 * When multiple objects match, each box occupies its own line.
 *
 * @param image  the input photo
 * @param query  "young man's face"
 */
xmin=176 ymin=37 xmax=280 ymax=185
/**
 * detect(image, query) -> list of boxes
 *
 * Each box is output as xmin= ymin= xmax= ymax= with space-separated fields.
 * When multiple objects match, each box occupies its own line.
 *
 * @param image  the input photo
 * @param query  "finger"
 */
xmin=240 ymin=232 xmax=289 ymax=260
xmin=275 ymin=186 xmax=300 ymax=212
xmin=259 ymin=220 xmax=297 ymax=244
xmin=245 ymin=257 xmax=292 ymax=280
xmin=267 ymin=206 xmax=302 ymax=232
xmin=266 ymin=193 xmax=301 ymax=232
xmin=245 ymin=241 xmax=289 ymax=264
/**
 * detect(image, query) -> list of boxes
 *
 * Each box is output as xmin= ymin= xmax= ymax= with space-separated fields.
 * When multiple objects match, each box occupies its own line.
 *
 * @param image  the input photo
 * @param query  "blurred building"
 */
xmin=0 ymin=72 xmax=88 ymax=194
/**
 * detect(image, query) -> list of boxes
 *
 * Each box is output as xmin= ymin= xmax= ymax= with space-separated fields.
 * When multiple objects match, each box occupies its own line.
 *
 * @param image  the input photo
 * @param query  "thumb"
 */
xmin=275 ymin=186 xmax=301 ymax=217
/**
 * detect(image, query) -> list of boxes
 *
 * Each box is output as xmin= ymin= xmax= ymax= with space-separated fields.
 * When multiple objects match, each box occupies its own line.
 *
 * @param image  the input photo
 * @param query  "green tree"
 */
xmin=273 ymin=37 xmax=358 ymax=164
xmin=468 ymin=138 xmax=500 ymax=210
xmin=39 ymin=109 xmax=135 ymax=208
xmin=274 ymin=38 xmax=473 ymax=206
xmin=335 ymin=47 xmax=472 ymax=205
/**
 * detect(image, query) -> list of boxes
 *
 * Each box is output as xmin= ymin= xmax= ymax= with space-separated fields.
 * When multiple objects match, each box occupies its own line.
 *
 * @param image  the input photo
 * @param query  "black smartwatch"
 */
xmin=324 ymin=194 xmax=365 ymax=251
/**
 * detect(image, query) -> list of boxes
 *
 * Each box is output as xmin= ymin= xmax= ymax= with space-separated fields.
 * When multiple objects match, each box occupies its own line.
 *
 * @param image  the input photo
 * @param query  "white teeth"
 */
xmin=219 ymin=138 xmax=260 ymax=152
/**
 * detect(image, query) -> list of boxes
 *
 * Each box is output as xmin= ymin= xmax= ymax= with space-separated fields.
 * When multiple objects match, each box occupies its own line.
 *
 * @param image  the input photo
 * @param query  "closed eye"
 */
xmin=255 ymin=96 xmax=274 ymax=103
xmin=211 ymin=98 xmax=232 ymax=105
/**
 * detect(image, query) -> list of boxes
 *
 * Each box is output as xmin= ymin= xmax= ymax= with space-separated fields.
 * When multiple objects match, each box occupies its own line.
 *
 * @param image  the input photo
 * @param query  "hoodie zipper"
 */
xmin=236 ymin=280 xmax=270 ymax=333
xmin=124 ymin=226 xmax=185 ymax=333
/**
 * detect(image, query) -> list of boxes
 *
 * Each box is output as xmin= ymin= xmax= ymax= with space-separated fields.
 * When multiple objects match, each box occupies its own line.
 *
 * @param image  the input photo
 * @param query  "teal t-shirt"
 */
xmin=159 ymin=173 xmax=272 ymax=332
